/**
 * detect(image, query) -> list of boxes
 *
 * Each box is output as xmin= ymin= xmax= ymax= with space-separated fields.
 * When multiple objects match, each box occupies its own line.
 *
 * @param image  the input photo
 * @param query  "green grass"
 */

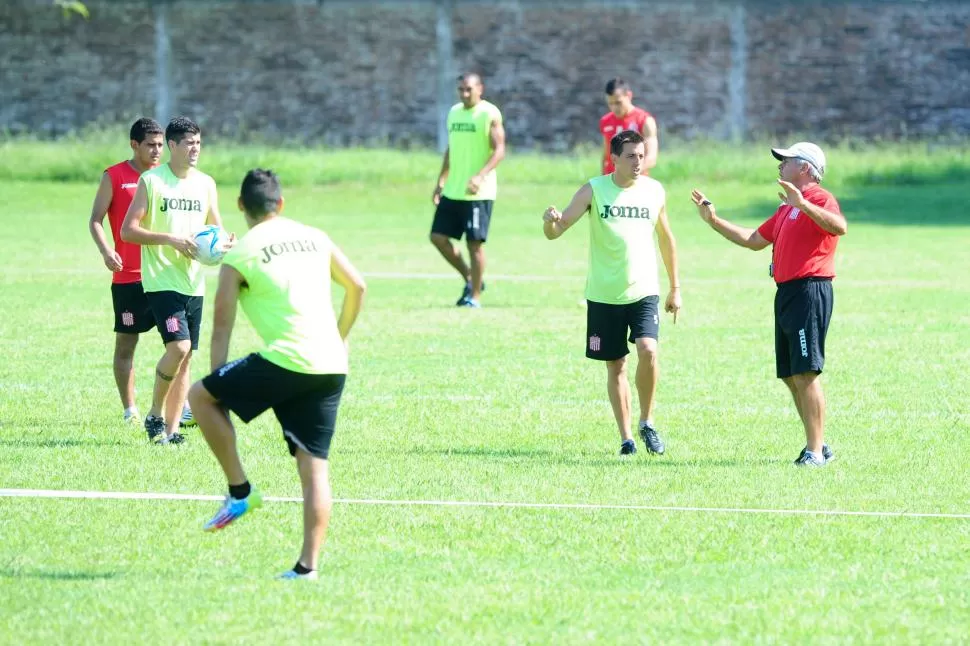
xmin=0 ymin=144 xmax=968 ymax=643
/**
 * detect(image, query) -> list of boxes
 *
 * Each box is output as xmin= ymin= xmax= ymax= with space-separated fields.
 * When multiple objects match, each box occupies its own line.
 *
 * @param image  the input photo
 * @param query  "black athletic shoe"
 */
xmin=455 ymin=280 xmax=486 ymax=306
xmin=797 ymin=444 xmax=833 ymax=462
xmin=144 ymin=415 xmax=166 ymax=444
xmin=794 ymin=450 xmax=826 ymax=467
xmin=638 ymin=422 xmax=665 ymax=455
xmin=620 ymin=439 xmax=637 ymax=455
xmin=167 ymin=432 xmax=187 ymax=445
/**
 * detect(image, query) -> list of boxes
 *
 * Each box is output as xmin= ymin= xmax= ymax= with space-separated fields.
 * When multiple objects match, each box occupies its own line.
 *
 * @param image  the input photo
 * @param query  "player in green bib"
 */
xmin=188 ymin=169 xmax=367 ymax=581
xmin=543 ymin=131 xmax=681 ymax=456
xmin=430 ymin=73 xmax=506 ymax=307
xmin=122 ymin=116 xmax=225 ymax=445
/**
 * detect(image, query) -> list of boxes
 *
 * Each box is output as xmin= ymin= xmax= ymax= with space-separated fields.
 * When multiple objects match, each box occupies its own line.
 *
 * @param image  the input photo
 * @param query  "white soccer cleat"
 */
xmin=179 ymin=405 xmax=197 ymax=428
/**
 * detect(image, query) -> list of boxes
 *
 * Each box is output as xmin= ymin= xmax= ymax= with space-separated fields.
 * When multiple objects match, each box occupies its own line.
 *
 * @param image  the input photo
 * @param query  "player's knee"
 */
xmin=165 ymin=340 xmax=191 ymax=361
xmin=791 ymin=371 xmax=819 ymax=390
xmin=635 ymin=338 xmax=658 ymax=362
xmin=607 ymin=357 xmax=627 ymax=377
xmin=187 ymin=380 xmax=212 ymax=408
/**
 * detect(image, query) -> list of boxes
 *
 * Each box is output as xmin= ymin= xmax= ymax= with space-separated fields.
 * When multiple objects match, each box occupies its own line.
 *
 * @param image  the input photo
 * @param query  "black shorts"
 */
xmin=111 ymin=282 xmax=155 ymax=334
xmin=774 ymin=277 xmax=834 ymax=378
xmin=201 ymin=353 xmax=346 ymax=459
xmin=586 ymin=295 xmax=660 ymax=361
xmin=145 ymin=290 xmax=204 ymax=350
xmin=431 ymin=196 xmax=493 ymax=242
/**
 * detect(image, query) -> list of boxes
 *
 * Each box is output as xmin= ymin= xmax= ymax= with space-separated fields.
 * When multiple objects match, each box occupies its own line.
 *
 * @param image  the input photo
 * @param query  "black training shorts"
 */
xmin=145 ymin=290 xmax=204 ymax=350
xmin=774 ymin=277 xmax=834 ymax=379
xmin=111 ymin=282 xmax=155 ymax=334
xmin=585 ymin=295 xmax=660 ymax=361
xmin=201 ymin=353 xmax=346 ymax=460
xmin=431 ymin=196 xmax=493 ymax=242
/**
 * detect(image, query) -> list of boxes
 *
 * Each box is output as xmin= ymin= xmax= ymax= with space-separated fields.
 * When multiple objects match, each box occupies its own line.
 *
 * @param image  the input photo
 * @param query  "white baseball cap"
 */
xmin=771 ymin=142 xmax=826 ymax=178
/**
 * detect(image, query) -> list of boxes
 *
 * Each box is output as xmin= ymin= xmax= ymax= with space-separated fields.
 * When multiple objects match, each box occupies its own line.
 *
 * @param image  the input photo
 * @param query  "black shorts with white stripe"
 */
xmin=201 ymin=353 xmax=346 ymax=459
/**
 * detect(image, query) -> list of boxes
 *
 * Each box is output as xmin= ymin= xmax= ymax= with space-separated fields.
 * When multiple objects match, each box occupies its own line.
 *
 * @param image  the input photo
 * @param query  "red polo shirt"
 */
xmin=757 ymin=184 xmax=841 ymax=284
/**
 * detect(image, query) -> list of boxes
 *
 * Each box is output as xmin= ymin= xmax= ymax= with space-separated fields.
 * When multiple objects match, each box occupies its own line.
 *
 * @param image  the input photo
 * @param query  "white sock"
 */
xmin=124 ymin=406 xmax=139 ymax=418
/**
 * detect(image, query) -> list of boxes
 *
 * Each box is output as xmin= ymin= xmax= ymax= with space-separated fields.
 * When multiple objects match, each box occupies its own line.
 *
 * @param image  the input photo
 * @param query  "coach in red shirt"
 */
xmin=690 ymin=142 xmax=848 ymax=467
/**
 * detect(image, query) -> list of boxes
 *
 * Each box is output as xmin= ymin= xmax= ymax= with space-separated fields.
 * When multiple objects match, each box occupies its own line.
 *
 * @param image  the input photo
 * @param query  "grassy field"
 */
xmin=0 ymin=139 xmax=968 ymax=643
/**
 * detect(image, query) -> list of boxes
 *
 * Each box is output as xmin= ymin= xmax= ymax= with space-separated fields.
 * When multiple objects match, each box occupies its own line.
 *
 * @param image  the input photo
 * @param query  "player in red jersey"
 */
xmin=88 ymin=118 xmax=164 ymax=424
xmin=599 ymin=78 xmax=659 ymax=175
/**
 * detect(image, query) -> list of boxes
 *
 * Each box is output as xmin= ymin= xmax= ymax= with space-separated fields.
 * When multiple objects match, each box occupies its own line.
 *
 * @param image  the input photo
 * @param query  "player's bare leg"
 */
xmin=633 ymin=337 xmax=665 ymax=454
xmin=634 ymin=337 xmax=658 ymax=425
xmin=191 ymin=381 xmax=262 ymax=532
xmin=467 ymin=240 xmax=485 ymax=300
xmin=113 ymin=333 xmax=139 ymax=418
xmin=430 ymin=233 xmax=471 ymax=281
xmin=295 ymin=450 xmax=331 ymax=572
xmin=785 ymin=376 xmax=832 ymax=462
xmin=782 ymin=377 xmax=804 ymax=420
xmin=163 ymin=351 xmax=192 ymax=437
xmin=606 ymin=357 xmax=633 ymax=442
xmin=188 ymin=382 xmax=247 ymax=485
xmin=146 ymin=340 xmax=190 ymax=442
xmin=790 ymin=371 xmax=826 ymax=457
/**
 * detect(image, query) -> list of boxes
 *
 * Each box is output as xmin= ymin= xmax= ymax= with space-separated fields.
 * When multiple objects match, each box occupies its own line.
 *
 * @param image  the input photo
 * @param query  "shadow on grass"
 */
xmin=389 ymin=445 xmax=776 ymax=468
xmin=0 ymin=438 xmax=129 ymax=448
xmin=0 ymin=568 xmax=121 ymax=581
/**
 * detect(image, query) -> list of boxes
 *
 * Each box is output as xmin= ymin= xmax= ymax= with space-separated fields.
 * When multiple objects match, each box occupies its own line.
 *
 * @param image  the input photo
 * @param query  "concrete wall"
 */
xmin=2 ymin=0 xmax=968 ymax=147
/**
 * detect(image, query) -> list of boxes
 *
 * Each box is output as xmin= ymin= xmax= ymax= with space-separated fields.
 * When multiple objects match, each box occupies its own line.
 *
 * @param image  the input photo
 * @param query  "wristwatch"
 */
xmin=701 ymin=199 xmax=712 ymax=206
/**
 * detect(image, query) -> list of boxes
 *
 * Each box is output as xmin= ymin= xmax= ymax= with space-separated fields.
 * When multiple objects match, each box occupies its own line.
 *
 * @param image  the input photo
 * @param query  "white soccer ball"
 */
xmin=193 ymin=225 xmax=229 ymax=266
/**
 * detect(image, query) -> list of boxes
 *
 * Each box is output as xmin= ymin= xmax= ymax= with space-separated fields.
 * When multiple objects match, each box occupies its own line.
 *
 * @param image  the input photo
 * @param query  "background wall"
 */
xmin=2 ymin=0 xmax=968 ymax=148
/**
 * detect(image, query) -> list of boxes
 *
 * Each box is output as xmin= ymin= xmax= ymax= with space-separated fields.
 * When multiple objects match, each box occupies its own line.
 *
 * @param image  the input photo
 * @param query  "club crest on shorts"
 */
xmin=121 ymin=311 xmax=134 ymax=327
xmin=165 ymin=316 xmax=180 ymax=333
xmin=589 ymin=335 xmax=601 ymax=352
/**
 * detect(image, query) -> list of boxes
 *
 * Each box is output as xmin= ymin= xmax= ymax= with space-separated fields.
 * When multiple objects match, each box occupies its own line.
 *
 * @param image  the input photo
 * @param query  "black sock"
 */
xmin=229 ymin=481 xmax=251 ymax=500
xmin=293 ymin=561 xmax=314 ymax=575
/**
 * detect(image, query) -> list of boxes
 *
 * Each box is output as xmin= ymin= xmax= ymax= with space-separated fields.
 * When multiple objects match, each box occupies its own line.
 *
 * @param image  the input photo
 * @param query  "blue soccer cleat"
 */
xmin=203 ymin=489 xmax=263 ymax=532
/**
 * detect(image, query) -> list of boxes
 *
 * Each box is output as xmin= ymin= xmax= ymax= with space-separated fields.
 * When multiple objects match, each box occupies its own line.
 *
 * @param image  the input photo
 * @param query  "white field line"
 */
xmin=4 ymin=267 xmax=961 ymax=289
xmin=0 ymin=488 xmax=967 ymax=520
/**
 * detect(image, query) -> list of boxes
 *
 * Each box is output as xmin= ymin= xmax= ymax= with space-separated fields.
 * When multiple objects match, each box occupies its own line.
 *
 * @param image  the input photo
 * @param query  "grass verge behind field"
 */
xmin=2 ymin=129 xmax=969 ymax=190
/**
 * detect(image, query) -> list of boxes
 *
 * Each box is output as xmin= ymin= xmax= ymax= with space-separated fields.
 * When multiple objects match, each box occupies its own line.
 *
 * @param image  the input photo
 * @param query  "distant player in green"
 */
xmin=188 ymin=169 xmax=366 ymax=580
xmin=430 ymin=72 xmax=506 ymax=307
xmin=543 ymin=131 xmax=681 ymax=455
xmin=122 ymin=116 xmax=224 ymax=444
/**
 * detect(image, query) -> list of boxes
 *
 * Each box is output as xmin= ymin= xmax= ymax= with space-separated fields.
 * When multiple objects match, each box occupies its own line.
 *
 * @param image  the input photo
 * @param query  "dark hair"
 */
xmin=604 ymin=78 xmax=632 ymax=95
xmin=240 ymin=169 xmax=282 ymax=218
xmin=457 ymin=72 xmax=483 ymax=86
xmin=129 ymin=118 xmax=163 ymax=143
xmin=165 ymin=116 xmax=201 ymax=145
xmin=610 ymin=130 xmax=645 ymax=157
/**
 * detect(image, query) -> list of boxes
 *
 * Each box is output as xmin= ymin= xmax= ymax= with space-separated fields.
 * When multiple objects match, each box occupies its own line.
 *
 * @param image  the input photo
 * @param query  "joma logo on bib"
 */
xmin=160 ymin=197 xmax=203 ymax=213
xmin=260 ymin=239 xmax=320 ymax=264
xmin=600 ymin=204 xmax=651 ymax=220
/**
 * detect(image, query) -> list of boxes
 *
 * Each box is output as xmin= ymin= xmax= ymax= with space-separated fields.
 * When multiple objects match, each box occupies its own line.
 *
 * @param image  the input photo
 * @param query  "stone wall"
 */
xmin=2 ymin=0 xmax=968 ymax=146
